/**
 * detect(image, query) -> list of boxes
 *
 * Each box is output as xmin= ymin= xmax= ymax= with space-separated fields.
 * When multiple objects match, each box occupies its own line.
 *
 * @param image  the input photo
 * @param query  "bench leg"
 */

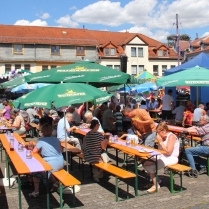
xmin=170 ymin=169 xmax=174 ymax=194
xmin=115 ymin=177 xmax=118 ymax=202
xmin=18 ymin=175 xmax=22 ymax=209
xmin=73 ymin=185 xmax=75 ymax=206
xmin=134 ymin=157 xmax=138 ymax=196
xmin=170 ymin=170 xmax=183 ymax=193
xmin=116 ymin=150 xmax=118 ymax=167
xmin=207 ymin=156 xmax=209 ymax=176
xmin=59 ymin=182 xmax=63 ymax=209
xmin=126 ymin=182 xmax=129 ymax=199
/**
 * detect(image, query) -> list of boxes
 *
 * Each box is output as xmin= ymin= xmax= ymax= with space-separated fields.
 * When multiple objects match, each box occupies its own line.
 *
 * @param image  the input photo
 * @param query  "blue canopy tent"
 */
xmin=165 ymin=52 xmax=209 ymax=75
xmin=164 ymin=52 xmax=209 ymax=105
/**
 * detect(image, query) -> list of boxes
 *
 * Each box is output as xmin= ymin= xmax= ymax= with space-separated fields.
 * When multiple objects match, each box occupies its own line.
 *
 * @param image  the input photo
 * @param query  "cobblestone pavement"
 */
xmin=0 ymin=137 xmax=209 ymax=209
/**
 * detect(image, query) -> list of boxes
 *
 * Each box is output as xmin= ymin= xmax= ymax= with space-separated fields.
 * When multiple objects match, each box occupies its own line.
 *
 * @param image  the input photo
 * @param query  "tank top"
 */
xmin=14 ymin=115 xmax=26 ymax=132
xmin=162 ymin=132 xmax=179 ymax=158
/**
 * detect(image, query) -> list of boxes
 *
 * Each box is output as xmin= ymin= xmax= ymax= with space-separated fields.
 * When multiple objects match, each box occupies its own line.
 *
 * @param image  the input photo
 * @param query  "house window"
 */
xmin=24 ymin=64 xmax=30 ymax=71
xmin=42 ymin=65 xmax=48 ymax=71
xmin=131 ymin=65 xmax=137 ymax=75
xmin=51 ymin=65 xmax=57 ymax=69
xmin=162 ymin=65 xmax=167 ymax=71
xmin=5 ymin=64 xmax=11 ymax=73
xmin=153 ymin=65 xmax=159 ymax=76
xmin=114 ymin=65 xmax=120 ymax=70
xmin=163 ymin=50 xmax=167 ymax=56
xmin=138 ymin=65 xmax=144 ymax=73
xmin=157 ymin=50 xmax=163 ymax=57
xmin=51 ymin=46 xmax=60 ymax=55
xmin=131 ymin=47 xmax=136 ymax=57
xmin=170 ymin=65 xmax=176 ymax=69
xmin=104 ymin=48 xmax=116 ymax=56
xmin=76 ymin=46 xmax=85 ymax=56
xmin=138 ymin=48 xmax=143 ymax=57
xmin=15 ymin=64 xmax=21 ymax=70
xmin=13 ymin=44 xmax=23 ymax=54
xmin=106 ymin=65 xmax=113 ymax=68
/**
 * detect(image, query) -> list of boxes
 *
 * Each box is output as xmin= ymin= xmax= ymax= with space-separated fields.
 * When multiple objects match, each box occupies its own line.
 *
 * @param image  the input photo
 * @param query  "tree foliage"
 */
xmin=167 ymin=34 xmax=191 ymax=41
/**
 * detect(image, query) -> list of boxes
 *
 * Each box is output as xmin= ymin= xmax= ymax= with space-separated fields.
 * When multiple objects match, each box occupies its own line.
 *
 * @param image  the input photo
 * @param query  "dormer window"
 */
xmin=104 ymin=48 xmax=116 ymax=56
xmin=157 ymin=49 xmax=167 ymax=57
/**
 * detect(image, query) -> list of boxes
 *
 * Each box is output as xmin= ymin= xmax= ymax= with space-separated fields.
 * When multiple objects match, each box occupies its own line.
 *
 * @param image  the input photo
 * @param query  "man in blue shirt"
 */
xmin=57 ymin=112 xmax=81 ymax=149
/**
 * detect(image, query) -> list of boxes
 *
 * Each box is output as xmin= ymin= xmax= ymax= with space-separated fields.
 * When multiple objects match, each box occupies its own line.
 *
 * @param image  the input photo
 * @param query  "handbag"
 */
xmin=101 ymin=151 xmax=110 ymax=163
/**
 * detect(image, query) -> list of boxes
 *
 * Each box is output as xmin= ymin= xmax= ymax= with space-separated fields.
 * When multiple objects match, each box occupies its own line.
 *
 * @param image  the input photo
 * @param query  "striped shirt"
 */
xmin=196 ymin=123 xmax=209 ymax=145
xmin=83 ymin=131 xmax=105 ymax=163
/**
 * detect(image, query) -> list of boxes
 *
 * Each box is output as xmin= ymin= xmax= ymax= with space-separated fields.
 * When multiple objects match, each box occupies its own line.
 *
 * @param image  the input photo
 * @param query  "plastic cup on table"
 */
xmin=26 ymin=150 xmax=32 ymax=159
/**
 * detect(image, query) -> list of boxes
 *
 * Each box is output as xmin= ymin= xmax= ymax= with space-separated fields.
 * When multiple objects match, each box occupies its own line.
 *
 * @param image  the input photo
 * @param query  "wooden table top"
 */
xmin=0 ymin=133 xmax=52 ymax=174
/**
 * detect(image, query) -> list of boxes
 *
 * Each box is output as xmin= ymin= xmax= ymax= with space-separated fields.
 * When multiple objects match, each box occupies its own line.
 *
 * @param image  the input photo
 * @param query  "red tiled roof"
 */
xmin=0 ymin=24 xmax=178 ymax=59
xmin=179 ymin=40 xmax=190 ymax=51
xmin=0 ymin=24 xmax=98 ymax=45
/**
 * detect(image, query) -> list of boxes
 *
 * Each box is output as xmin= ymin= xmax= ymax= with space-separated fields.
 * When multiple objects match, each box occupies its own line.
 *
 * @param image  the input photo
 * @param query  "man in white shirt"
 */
xmin=172 ymin=101 xmax=185 ymax=125
xmin=161 ymin=89 xmax=174 ymax=120
xmin=57 ymin=112 xmax=81 ymax=149
xmin=84 ymin=111 xmax=104 ymax=133
xmin=193 ymin=104 xmax=206 ymax=126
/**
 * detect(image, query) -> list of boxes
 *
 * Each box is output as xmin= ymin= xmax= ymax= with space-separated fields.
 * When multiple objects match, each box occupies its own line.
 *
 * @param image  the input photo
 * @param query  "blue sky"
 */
xmin=1 ymin=0 xmax=209 ymax=42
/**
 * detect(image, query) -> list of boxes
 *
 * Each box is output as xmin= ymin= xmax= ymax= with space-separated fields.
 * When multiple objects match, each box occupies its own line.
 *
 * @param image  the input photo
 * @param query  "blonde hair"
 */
xmin=156 ymin=122 xmax=169 ymax=132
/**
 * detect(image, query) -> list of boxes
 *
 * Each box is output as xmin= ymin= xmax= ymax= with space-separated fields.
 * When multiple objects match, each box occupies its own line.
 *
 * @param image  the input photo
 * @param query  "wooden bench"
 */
xmin=167 ymin=164 xmax=191 ymax=193
xmin=52 ymin=169 xmax=81 ymax=208
xmin=93 ymin=162 xmax=136 ymax=202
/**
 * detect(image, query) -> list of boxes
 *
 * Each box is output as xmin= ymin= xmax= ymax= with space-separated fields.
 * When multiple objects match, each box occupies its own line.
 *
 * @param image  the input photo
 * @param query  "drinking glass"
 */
xmin=26 ymin=150 xmax=32 ymax=159
xmin=113 ymin=135 xmax=118 ymax=142
xmin=18 ymin=143 xmax=24 ymax=152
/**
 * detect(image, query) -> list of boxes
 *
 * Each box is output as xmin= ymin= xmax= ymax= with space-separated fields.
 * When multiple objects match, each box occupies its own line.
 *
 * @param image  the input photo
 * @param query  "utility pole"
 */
xmin=176 ymin=14 xmax=180 ymax=66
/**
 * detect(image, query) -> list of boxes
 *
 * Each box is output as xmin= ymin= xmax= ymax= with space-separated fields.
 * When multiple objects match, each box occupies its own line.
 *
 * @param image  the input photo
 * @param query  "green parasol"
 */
xmin=24 ymin=61 xmax=134 ymax=87
xmin=14 ymin=83 xmax=112 ymax=109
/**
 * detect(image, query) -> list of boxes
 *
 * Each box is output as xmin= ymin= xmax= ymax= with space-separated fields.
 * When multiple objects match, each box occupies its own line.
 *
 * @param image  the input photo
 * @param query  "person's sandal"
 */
xmin=29 ymin=191 xmax=39 ymax=197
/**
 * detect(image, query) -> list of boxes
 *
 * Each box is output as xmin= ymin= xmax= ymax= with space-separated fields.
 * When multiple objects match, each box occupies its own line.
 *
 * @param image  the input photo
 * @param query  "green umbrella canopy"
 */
xmin=1 ymin=77 xmax=26 ymax=89
xmin=24 ymin=61 xmax=133 ymax=87
xmin=14 ymin=83 xmax=112 ymax=109
xmin=156 ymin=66 xmax=209 ymax=87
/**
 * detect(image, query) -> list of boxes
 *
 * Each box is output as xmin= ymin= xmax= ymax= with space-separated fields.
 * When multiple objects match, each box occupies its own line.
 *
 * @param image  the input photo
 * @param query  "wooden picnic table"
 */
xmin=0 ymin=133 xmax=52 ymax=209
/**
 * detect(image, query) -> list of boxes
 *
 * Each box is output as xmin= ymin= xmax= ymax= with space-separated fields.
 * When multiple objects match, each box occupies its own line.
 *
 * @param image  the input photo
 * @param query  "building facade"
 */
xmin=0 ymin=24 xmax=179 ymax=77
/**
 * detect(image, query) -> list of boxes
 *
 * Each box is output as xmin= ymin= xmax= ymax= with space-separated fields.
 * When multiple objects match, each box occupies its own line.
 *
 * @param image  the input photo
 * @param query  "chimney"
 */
xmin=196 ymin=33 xmax=198 ymax=39
xmin=83 ymin=25 xmax=85 ymax=29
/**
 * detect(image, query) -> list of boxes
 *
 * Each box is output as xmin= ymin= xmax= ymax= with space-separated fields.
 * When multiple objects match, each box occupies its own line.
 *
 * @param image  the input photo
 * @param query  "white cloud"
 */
xmin=201 ymin=32 xmax=209 ymax=38
xmin=147 ymin=0 xmax=209 ymax=29
xmin=39 ymin=12 xmax=50 ymax=19
xmin=120 ymin=26 xmax=170 ymax=42
xmin=55 ymin=15 xmax=79 ymax=28
xmin=14 ymin=19 xmax=47 ymax=26
xmin=72 ymin=0 xmax=157 ymax=26
xmin=69 ymin=6 xmax=76 ymax=10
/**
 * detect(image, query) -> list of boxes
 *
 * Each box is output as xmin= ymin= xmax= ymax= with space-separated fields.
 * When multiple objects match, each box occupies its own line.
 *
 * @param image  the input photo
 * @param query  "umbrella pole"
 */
xmin=64 ymin=109 xmax=69 ymax=172
xmin=196 ymin=86 xmax=198 ymax=107
xmin=124 ymin=84 xmax=126 ymax=106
